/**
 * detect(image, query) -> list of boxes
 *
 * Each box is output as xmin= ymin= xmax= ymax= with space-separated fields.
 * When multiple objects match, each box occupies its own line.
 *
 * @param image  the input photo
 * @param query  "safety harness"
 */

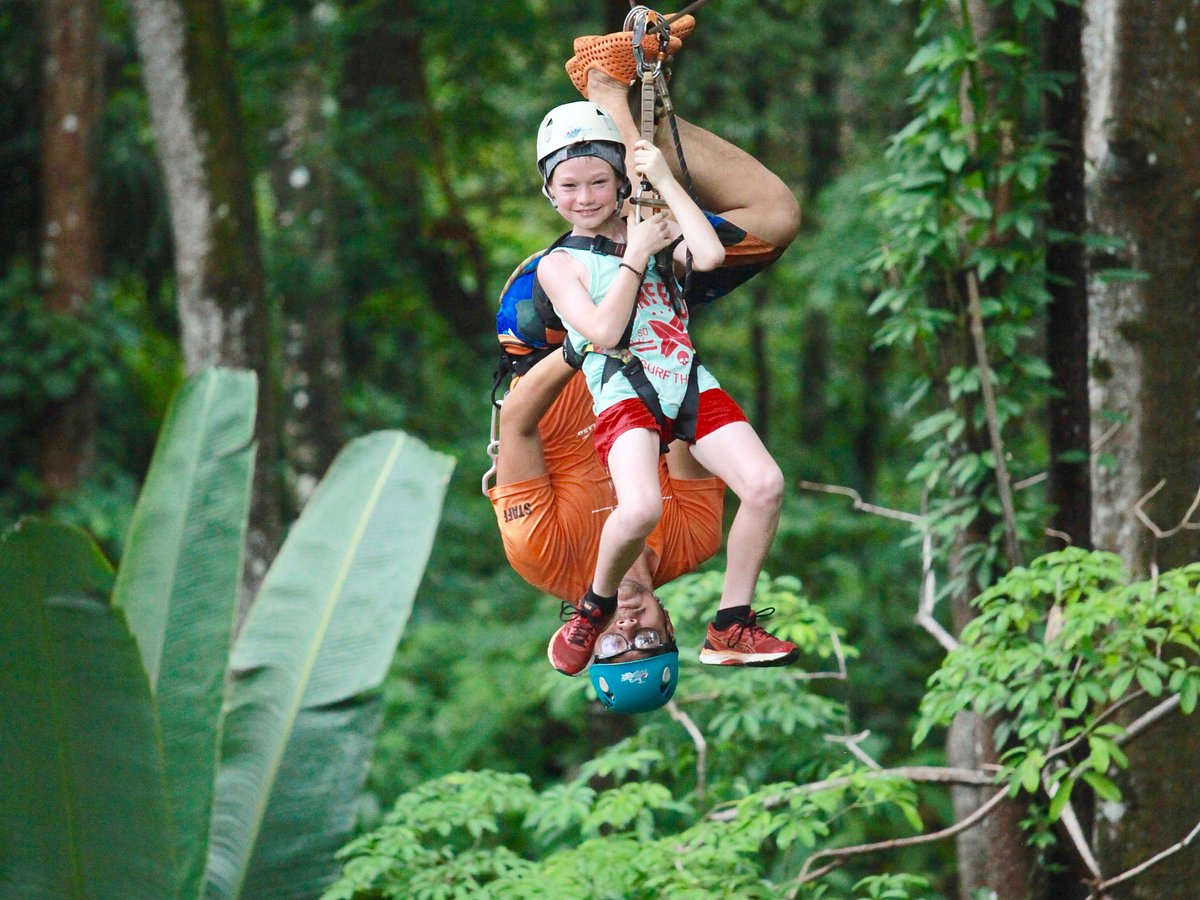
xmin=484 ymin=5 xmax=702 ymax=495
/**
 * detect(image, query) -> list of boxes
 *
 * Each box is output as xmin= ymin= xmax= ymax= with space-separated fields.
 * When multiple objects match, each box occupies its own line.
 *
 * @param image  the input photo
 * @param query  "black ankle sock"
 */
xmin=713 ymin=605 xmax=752 ymax=630
xmin=584 ymin=587 xmax=618 ymax=617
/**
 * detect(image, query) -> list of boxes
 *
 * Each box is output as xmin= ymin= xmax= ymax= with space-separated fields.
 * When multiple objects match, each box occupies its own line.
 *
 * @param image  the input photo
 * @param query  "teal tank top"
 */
xmin=551 ymin=246 xmax=719 ymax=421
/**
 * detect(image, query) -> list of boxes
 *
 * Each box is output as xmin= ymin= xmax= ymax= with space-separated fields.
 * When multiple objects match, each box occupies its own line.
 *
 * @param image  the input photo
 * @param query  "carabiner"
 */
xmin=481 ymin=401 xmax=500 ymax=497
xmin=628 ymin=6 xmax=669 ymax=80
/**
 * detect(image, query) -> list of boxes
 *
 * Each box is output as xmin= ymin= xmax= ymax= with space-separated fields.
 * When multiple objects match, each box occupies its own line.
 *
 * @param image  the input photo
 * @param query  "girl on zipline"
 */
xmin=489 ymin=13 xmax=801 ymax=711
xmin=536 ymin=96 xmax=798 ymax=676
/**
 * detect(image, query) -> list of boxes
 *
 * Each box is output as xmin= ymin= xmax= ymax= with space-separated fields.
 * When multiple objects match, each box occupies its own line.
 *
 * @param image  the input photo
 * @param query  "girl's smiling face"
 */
xmin=547 ymin=156 xmax=622 ymax=230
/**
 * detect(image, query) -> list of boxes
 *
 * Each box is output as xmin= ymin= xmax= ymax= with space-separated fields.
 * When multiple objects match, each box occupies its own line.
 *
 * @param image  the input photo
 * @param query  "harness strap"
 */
xmin=557 ymin=233 xmax=627 ymax=257
xmin=532 ymin=232 xmax=630 ymax=354
xmin=598 ymin=352 xmax=703 ymax=452
xmin=547 ymin=234 xmax=650 ymax=370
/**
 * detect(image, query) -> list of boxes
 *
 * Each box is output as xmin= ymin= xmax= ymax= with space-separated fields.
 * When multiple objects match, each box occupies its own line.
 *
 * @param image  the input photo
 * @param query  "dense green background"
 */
xmin=11 ymin=0 xmax=1200 ymax=896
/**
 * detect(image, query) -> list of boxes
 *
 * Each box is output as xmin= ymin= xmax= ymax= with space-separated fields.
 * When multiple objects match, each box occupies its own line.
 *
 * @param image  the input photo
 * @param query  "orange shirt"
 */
xmin=490 ymin=372 xmax=723 ymax=601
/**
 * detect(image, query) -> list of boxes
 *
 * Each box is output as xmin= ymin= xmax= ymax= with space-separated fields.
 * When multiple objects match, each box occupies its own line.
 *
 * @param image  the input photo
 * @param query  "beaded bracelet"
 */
xmin=619 ymin=262 xmax=645 ymax=279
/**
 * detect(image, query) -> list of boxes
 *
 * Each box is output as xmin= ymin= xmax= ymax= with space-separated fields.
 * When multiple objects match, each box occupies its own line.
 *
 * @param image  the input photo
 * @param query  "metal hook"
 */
xmin=628 ymin=5 xmax=669 ymax=80
xmin=481 ymin=401 xmax=500 ymax=497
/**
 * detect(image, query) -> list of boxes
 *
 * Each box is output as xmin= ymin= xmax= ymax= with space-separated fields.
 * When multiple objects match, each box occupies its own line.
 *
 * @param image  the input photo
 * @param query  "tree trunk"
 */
xmin=1084 ymin=1 xmax=1200 ymax=895
xmin=269 ymin=10 xmax=346 ymax=511
xmin=947 ymin=527 xmax=1035 ymax=900
xmin=798 ymin=308 xmax=829 ymax=450
xmin=1043 ymin=0 xmax=1091 ymax=552
xmin=805 ymin=0 xmax=851 ymax=200
xmin=339 ymin=0 xmax=489 ymax=350
xmin=130 ymin=0 xmax=281 ymax=612
xmin=38 ymin=0 xmax=101 ymax=496
xmin=1041 ymin=7 xmax=1094 ymax=894
xmin=923 ymin=270 xmax=1034 ymax=898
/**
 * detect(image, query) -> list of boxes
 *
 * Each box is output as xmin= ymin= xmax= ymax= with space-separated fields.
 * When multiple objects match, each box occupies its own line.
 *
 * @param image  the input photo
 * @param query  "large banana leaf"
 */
xmin=112 ymin=368 xmax=256 ymax=900
xmin=204 ymin=430 xmax=455 ymax=899
xmin=0 ymin=519 xmax=175 ymax=899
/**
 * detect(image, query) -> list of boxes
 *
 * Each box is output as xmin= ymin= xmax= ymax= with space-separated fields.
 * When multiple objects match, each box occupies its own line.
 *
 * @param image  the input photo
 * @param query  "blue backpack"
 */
xmin=495 ymin=231 xmax=627 ymax=369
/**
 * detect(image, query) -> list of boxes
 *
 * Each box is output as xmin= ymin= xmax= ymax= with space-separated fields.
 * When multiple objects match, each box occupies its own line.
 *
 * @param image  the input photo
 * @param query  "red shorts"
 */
xmin=593 ymin=388 xmax=747 ymax=468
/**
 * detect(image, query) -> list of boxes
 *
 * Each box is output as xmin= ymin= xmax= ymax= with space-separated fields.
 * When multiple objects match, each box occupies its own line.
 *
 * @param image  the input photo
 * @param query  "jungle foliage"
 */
xmin=4 ymin=0 xmax=1199 ymax=896
xmin=0 ymin=371 xmax=453 ymax=898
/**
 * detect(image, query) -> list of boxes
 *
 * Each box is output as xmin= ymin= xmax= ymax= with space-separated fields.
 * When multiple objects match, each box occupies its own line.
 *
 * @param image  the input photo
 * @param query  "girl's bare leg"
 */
xmin=591 ymin=427 xmax=664 ymax=596
xmin=688 ymin=421 xmax=784 ymax=609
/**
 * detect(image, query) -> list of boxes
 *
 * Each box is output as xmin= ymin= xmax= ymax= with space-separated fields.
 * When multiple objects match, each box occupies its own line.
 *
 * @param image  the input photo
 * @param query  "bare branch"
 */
xmin=1118 ymin=694 xmax=1181 ymax=747
xmin=1012 ymin=420 xmax=1123 ymax=495
xmin=706 ymin=766 xmax=995 ymax=822
xmin=1133 ymin=479 xmax=1200 ymax=540
xmin=666 ymin=700 xmax=707 ymax=806
xmin=1045 ymin=527 xmax=1074 ymax=546
xmin=787 ymin=860 xmax=842 ymax=889
xmin=825 ymin=731 xmax=883 ymax=770
xmin=1092 ymin=418 xmax=1125 ymax=452
xmin=1088 ymin=818 xmax=1200 ymax=898
xmin=796 ymin=479 xmax=957 ymax=652
xmin=828 ymin=629 xmax=848 ymax=680
xmin=917 ymin=527 xmax=959 ymax=652
xmin=1046 ymin=689 xmax=1149 ymax=767
xmin=797 ymin=480 xmax=924 ymax=524
xmin=1014 ymin=471 xmax=1048 ymax=491
xmin=965 ymin=270 xmax=1023 ymax=568
xmin=1043 ymin=764 xmax=1104 ymax=882
xmin=792 ymin=786 xmax=1010 ymax=885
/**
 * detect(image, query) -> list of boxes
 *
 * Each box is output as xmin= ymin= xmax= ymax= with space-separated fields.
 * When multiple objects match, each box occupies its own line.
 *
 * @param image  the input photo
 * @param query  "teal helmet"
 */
xmin=590 ymin=650 xmax=679 ymax=714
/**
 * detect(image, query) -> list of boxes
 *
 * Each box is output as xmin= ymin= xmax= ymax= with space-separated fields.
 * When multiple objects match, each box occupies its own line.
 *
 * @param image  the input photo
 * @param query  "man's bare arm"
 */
xmin=495 ymin=351 xmax=578 ymax=485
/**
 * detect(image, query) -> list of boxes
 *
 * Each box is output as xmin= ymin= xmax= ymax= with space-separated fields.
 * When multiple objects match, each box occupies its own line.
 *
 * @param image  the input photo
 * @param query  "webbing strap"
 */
xmin=599 ymin=352 xmax=702 ymax=450
xmin=556 ymin=233 xmax=627 ymax=257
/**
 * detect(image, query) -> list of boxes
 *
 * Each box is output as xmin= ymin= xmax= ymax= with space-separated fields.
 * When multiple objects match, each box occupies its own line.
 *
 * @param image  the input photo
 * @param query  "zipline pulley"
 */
xmin=627 ymin=6 xmax=674 ymax=223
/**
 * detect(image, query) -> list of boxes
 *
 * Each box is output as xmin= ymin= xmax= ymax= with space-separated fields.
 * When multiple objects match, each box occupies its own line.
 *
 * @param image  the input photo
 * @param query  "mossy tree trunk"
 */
xmin=1084 ymin=1 xmax=1200 ymax=895
xmin=943 ymin=2 xmax=1038 ymax=895
xmin=130 ymin=0 xmax=281 ymax=612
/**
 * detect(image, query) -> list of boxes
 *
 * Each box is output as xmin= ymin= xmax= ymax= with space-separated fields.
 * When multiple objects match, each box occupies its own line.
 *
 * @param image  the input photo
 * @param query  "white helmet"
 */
xmin=536 ymin=102 xmax=629 ymax=203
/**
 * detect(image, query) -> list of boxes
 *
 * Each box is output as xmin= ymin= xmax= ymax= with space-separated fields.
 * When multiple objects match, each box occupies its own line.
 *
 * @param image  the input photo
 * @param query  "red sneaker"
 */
xmin=699 ymin=608 xmax=799 ymax=667
xmin=548 ymin=596 xmax=614 ymax=676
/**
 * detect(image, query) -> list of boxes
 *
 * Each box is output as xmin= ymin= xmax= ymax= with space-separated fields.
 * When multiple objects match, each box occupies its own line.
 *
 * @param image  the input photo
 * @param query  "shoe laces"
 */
xmin=722 ymin=606 xmax=776 ymax=644
xmin=558 ymin=599 xmax=606 ymax=648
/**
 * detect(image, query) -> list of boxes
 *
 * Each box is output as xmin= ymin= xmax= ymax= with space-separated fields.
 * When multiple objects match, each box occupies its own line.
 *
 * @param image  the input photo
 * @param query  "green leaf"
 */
xmin=1181 ymin=677 xmax=1198 ymax=714
xmin=205 ymin=431 xmax=455 ymax=899
xmin=956 ymin=191 xmax=993 ymax=220
xmin=1089 ymin=737 xmax=1110 ymax=774
xmin=113 ymin=368 xmax=256 ymax=900
xmin=1083 ymin=771 xmax=1123 ymax=803
xmin=1135 ymin=666 xmax=1163 ymax=696
xmin=0 ymin=519 xmax=175 ymax=899
xmin=1047 ymin=776 xmax=1075 ymax=822
xmin=1109 ymin=668 xmax=1134 ymax=700
xmin=940 ymin=144 xmax=968 ymax=172
xmin=1020 ymin=752 xmax=1044 ymax=793
xmin=1095 ymin=268 xmax=1149 ymax=283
